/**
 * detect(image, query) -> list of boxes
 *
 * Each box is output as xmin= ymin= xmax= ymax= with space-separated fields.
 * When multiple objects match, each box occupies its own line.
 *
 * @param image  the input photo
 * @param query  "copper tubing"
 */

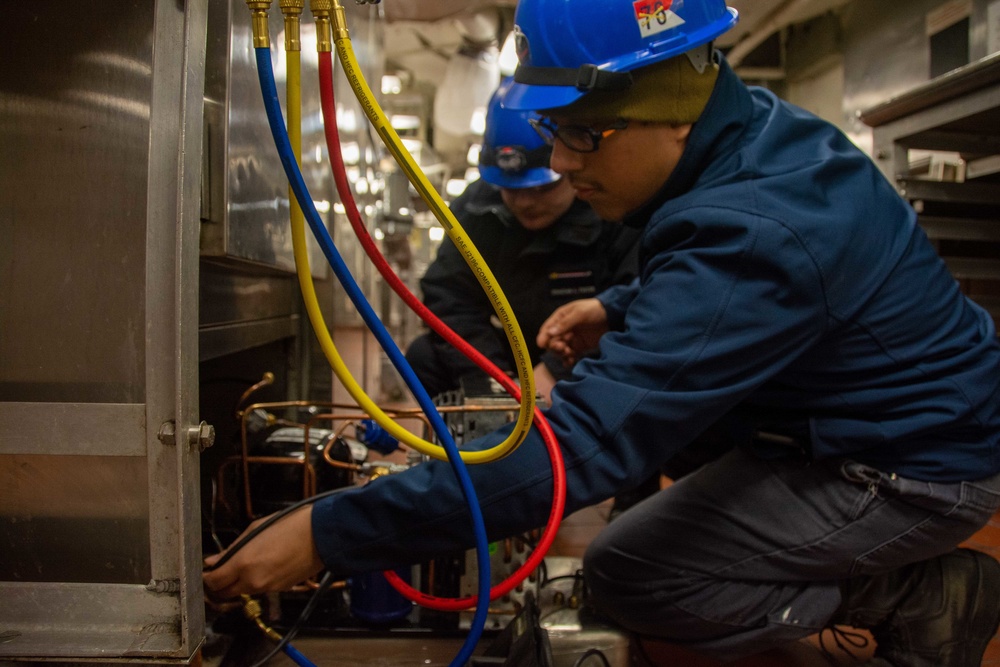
xmin=234 ymin=371 xmax=275 ymax=420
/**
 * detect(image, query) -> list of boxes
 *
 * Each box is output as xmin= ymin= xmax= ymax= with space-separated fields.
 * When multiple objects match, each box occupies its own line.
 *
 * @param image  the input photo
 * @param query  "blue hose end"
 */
xmin=357 ymin=418 xmax=400 ymax=454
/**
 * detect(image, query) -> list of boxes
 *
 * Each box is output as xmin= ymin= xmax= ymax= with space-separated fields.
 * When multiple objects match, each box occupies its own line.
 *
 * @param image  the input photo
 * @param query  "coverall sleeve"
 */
xmin=311 ymin=207 xmax=829 ymax=577
xmin=597 ymin=279 xmax=641 ymax=331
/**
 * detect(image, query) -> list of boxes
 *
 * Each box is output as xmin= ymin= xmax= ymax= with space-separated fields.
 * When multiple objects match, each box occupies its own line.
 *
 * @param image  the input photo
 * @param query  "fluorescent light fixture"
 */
xmin=337 ymin=106 xmax=358 ymax=133
xmin=499 ymin=31 xmax=519 ymax=76
xmin=470 ymin=107 xmax=487 ymax=135
xmin=446 ymin=178 xmax=468 ymax=197
xmin=340 ymin=141 xmax=361 ymax=165
xmin=390 ymin=114 xmax=421 ymax=131
xmin=382 ymin=74 xmax=402 ymax=95
xmin=467 ymin=143 xmax=482 ymax=166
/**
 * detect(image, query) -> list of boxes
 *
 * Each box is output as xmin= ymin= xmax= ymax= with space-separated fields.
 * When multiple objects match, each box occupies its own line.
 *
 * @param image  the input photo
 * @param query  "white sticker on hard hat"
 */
xmin=633 ymin=0 xmax=686 ymax=38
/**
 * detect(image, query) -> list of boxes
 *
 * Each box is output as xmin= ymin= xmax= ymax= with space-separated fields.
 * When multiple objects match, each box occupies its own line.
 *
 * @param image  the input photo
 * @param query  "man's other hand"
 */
xmin=537 ymin=298 xmax=609 ymax=366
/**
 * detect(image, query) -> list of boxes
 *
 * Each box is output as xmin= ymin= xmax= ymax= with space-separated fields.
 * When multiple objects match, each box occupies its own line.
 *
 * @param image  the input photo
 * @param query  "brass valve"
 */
xmin=330 ymin=0 xmax=350 ymax=42
xmin=245 ymin=1 xmax=273 ymax=49
xmin=310 ymin=0 xmax=333 ymax=52
xmin=280 ymin=0 xmax=305 ymax=51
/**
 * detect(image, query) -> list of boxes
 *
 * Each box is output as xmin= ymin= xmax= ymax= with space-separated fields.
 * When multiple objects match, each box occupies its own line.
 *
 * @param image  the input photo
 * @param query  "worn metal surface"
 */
xmin=0 ymin=0 xmax=207 ymax=660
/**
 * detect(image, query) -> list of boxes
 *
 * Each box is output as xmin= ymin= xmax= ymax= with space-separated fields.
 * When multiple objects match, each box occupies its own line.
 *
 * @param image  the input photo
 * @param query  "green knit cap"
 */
xmin=545 ymin=54 xmax=718 ymax=124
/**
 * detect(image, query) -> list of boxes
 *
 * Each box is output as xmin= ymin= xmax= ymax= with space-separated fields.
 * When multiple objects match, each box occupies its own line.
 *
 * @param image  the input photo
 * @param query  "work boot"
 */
xmin=834 ymin=548 xmax=1000 ymax=666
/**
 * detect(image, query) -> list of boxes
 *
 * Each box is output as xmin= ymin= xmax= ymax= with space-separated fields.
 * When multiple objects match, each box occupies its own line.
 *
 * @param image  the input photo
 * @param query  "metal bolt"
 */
xmin=157 ymin=421 xmax=177 ymax=446
xmin=146 ymin=579 xmax=181 ymax=594
xmin=187 ymin=421 xmax=216 ymax=451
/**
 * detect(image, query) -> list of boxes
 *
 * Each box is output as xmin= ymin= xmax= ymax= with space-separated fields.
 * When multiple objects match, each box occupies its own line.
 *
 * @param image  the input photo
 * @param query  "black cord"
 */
xmin=571 ymin=648 xmax=611 ymax=667
xmin=540 ymin=571 xmax=584 ymax=589
xmin=203 ymin=486 xmax=351 ymax=573
xmin=248 ymin=571 xmax=337 ymax=667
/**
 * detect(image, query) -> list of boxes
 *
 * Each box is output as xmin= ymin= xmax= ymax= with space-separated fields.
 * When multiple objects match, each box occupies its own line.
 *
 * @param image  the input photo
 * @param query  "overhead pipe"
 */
xmin=725 ymin=0 xmax=816 ymax=68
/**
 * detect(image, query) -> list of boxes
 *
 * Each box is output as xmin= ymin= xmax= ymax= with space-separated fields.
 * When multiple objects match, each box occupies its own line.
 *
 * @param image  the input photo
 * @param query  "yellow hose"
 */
xmin=280 ymin=4 xmax=530 ymax=463
xmin=327 ymin=0 xmax=536 ymax=453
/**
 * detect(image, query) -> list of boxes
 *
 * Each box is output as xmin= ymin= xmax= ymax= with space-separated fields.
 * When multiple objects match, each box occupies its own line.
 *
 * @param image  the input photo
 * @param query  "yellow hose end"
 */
xmin=245 ymin=0 xmax=273 ymax=49
xmin=330 ymin=0 xmax=350 ymax=41
xmin=280 ymin=0 xmax=305 ymax=51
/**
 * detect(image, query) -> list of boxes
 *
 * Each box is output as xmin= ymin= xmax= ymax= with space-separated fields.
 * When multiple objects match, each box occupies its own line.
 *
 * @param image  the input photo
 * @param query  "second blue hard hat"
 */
xmin=478 ymin=77 xmax=561 ymax=189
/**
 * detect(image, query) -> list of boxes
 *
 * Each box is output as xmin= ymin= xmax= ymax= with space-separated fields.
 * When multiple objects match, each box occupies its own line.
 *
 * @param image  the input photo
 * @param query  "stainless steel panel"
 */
xmin=200 ymin=314 xmax=301 ymax=361
xmin=0 ymin=454 xmax=150 ymax=584
xmin=201 ymin=0 xmax=334 ymax=275
xmin=198 ymin=261 xmax=300 ymax=359
xmin=0 ymin=403 xmax=145 ymax=456
xmin=0 ymin=0 xmax=207 ymax=660
xmin=199 ymin=261 xmax=298 ymax=327
xmin=204 ymin=0 xmax=389 ymax=330
xmin=0 ymin=583 xmax=182 ymax=658
xmin=1 ymin=2 xmax=152 ymax=405
xmin=144 ymin=0 xmax=209 ymax=658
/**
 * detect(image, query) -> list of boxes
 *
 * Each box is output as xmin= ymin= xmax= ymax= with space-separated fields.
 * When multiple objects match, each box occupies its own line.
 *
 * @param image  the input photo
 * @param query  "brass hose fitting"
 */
xmin=246 ymin=0 xmax=274 ymax=49
xmin=310 ymin=0 xmax=333 ymax=52
xmin=241 ymin=595 xmax=282 ymax=642
xmin=330 ymin=0 xmax=350 ymax=42
xmin=280 ymin=0 xmax=305 ymax=51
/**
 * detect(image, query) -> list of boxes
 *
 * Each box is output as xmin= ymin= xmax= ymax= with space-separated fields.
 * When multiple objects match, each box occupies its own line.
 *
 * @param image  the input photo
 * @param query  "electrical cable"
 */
xmin=253 ymin=34 xmax=490 ymax=667
xmin=571 ymin=648 xmax=612 ymax=667
xmin=315 ymin=48 xmax=568 ymax=610
xmin=204 ymin=487 xmax=351 ymax=574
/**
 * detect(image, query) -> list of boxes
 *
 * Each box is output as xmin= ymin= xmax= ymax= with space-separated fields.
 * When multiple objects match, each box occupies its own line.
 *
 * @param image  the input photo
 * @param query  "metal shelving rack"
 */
xmin=861 ymin=52 xmax=1000 ymax=328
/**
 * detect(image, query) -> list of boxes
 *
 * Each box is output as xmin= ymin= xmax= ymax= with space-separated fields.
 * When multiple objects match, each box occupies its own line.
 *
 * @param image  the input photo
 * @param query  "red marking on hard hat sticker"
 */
xmin=633 ymin=0 xmax=686 ymax=38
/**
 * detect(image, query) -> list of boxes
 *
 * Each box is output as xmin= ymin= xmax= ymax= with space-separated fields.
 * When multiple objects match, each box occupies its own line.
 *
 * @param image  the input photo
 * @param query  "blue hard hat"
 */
xmin=503 ymin=0 xmax=739 ymax=111
xmin=478 ymin=77 xmax=561 ymax=189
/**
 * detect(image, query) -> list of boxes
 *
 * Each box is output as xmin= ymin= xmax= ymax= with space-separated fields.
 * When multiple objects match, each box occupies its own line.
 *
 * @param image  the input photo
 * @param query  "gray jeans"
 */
xmin=583 ymin=447 xmax=1000 ymax=661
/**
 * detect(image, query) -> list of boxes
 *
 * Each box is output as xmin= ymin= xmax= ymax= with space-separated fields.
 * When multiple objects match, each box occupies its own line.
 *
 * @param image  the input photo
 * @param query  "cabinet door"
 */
xmin=0 ymin=1 xmax=207 ymax=660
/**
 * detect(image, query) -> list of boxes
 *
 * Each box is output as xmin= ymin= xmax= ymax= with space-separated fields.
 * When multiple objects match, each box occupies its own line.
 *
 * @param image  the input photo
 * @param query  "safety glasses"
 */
xmin=528 ymin=117 xmax=629 ymax=153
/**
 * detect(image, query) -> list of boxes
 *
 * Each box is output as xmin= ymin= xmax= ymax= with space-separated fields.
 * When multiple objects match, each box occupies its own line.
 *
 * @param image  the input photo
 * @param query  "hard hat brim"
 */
xmin=500 ymin=80 xmax=586 ymax=113
xmin=479 ymin=165 xmax=561 ymax=189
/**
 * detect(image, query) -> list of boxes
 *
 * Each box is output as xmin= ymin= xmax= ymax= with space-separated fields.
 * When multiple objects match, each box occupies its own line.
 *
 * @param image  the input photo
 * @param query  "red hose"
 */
xmin=318 ymin=51 xmax=566 ymax=611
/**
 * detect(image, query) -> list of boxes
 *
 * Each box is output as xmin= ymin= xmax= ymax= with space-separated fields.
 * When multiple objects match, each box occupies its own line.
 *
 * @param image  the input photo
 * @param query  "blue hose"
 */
xmin=254 ymin=48 xmax=490 ymax=667
xmin=283 ymin=643 xmax=317 ymax=667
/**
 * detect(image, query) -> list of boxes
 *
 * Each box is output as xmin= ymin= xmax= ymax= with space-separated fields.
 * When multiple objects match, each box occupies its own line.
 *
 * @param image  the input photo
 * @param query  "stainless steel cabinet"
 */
xmin=1 ymin=1 xmax=208 ymax=661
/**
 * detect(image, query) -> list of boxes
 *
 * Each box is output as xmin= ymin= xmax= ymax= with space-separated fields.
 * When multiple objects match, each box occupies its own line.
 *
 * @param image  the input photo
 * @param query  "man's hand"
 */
xmin=537 ymin=298 xmax=609 ymax=367
xmin=532 ymin=362 xmax=557 ymax=406
xmin=202 ymin=505 xmax=324 ymax=600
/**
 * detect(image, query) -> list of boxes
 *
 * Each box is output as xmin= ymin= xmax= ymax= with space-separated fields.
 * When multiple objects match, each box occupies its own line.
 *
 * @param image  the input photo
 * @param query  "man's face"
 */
xmin=546 ymin=117 xmax=692 ymax=222
xmin=499 ymin=177 xmax=577 ymax=231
